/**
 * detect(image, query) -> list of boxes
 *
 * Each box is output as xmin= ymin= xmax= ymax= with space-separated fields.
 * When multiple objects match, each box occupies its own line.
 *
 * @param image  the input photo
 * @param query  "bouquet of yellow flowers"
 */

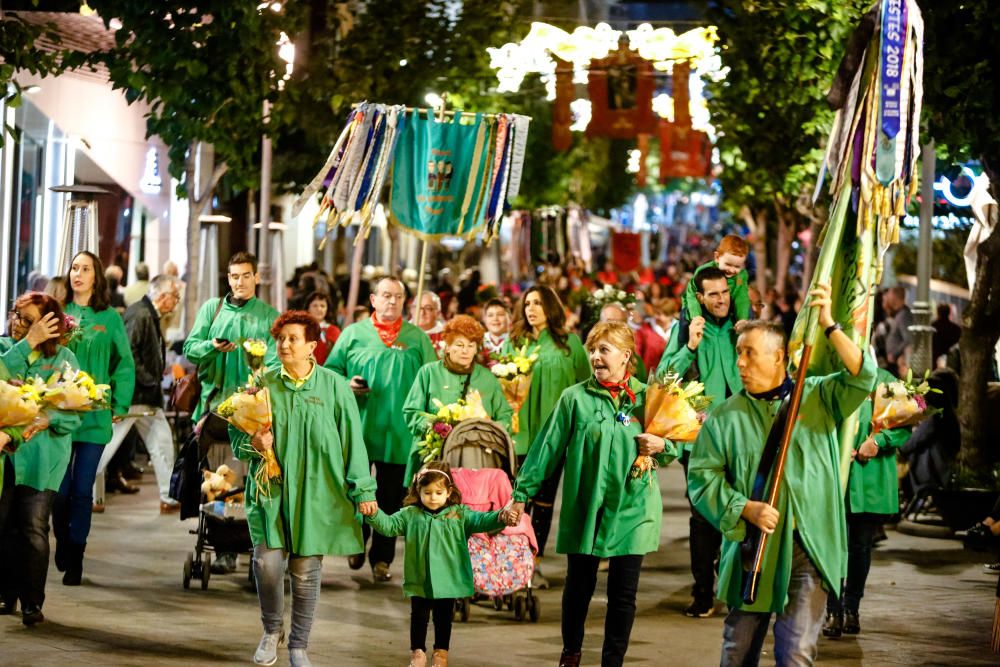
xmin=417 ymin=390 xmax=489 ymax=463
xmin=632 ymin=372 xmax=712 ymax=479
xmin=217 ymin=385 xmax=281 ymax=495
xmin=490 ymin=344 xmax=540 ymax=433
xmin=0 ymin=377 xmax=46 ymax=428
xmin=42 ymin=364 xmax=111 ymax=411
xmin=242 ymin=339 xmax=268 ymax=377
xmin=872 ymin=369 xmax=940 ymax=433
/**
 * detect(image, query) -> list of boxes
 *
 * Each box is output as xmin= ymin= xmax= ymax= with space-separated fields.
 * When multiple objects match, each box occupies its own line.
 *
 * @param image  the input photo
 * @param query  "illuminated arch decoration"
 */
xmin=586 ymin=42 xmax=656 ymax=138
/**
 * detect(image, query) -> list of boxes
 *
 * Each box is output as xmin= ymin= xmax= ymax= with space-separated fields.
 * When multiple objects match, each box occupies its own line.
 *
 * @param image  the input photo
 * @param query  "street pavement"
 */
xmin=1 ymin=464 xmax=997 ymax=666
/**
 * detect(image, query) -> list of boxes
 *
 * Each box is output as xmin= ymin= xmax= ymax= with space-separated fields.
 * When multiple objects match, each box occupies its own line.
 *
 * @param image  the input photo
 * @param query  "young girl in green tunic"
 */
xmin=365 ymin=462 xmax=509 ymax=667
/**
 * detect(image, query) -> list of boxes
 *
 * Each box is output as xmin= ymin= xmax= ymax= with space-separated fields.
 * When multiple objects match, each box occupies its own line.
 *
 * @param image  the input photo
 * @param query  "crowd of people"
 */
xmin=0 ymin=224 xmax=978 ymax=667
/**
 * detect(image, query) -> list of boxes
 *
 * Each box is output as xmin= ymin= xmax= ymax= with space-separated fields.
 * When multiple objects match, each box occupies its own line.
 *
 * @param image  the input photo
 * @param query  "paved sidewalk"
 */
xmin=1 ymin=464 xmax=996 ymax=666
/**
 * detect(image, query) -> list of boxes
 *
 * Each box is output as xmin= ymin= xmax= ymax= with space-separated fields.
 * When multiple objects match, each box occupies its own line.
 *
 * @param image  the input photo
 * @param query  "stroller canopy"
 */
xmin=441 ymin=418 xmax=517 ymax=478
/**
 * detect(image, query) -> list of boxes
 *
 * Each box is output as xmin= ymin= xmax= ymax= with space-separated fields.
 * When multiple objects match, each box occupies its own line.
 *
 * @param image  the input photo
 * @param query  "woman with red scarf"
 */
xmin=504 ymin=322 xmax=677 ymax=667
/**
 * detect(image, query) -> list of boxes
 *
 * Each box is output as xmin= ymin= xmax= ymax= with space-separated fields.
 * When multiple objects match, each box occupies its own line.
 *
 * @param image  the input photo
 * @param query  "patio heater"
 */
xmin=51 ymin=184 xmax=108 ymax=275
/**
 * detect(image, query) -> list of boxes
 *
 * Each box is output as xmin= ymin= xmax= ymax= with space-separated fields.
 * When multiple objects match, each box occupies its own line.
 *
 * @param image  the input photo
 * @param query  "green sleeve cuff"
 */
xmin=721 ymin=495 xmax=749 ymax=542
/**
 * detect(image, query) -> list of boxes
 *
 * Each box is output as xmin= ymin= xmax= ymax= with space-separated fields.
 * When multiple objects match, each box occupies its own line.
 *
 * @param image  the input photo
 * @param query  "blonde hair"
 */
xmin=585 ymin=321 xmax=637 ymax=374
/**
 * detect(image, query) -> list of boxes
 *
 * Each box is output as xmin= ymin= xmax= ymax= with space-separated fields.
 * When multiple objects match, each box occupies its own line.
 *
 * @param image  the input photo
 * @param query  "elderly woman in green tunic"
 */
xmin=505 ymin=322 xmax=677 ymax=667
xmin=822 ymin=366 xmax=912 ymax=639
xmin=230 ymin=311 xmax=377 ymax=667
xmin=0 ymin=292 xmax=82 ymax=626
xmin=402 ymin=315 xmax=513 ymax=483
xmin=504 ymin=285 xmax=590 ymax=567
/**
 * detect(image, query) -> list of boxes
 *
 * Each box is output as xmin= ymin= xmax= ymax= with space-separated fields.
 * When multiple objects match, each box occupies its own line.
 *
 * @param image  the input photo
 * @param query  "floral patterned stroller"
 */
xmin=442 ymin=419 xmax=540 ymax=622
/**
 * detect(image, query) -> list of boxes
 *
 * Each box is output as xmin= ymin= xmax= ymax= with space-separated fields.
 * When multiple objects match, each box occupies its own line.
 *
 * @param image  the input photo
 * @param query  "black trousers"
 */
xmin=681 ymin=454 xmax=722 ymax=603
xmin=562 ymin=554 xmax=644 ymax=667
xmin=361 ymin=461 xmax=406 ymax=565
xmin=827 ymin=513 xmax=884 ymax=614
xmin=0 ymin=458 xmax=57 ymax=610
xmin=410 ymin=596 xmax=454 ymax=651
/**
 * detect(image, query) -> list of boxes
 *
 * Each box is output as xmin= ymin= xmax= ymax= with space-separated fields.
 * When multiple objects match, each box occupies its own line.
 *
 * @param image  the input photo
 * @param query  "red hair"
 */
xmin=270 ymin=310 xmax=320 ymax=342
xmin=717 ymin=234 xmax=750 ymax=258
xmin=13 ymin=292 xmax=68 ymax=358
xmin=442 ymin=315 xmax=485 ymax=347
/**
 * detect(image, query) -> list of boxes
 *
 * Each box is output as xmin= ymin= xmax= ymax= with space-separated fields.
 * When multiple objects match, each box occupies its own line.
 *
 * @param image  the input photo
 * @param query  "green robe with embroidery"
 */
xmin=402 ymin=361 xmax=514 ymax=483
xmin=324 ymin=319 xmax=437 ymax=465
xmin=183 ymin=296 xmax=280 ymax=421
xmin=64 ymin=303 xmax=135 ymax=444
xmin=687 ymin=353 xmax=877 ymax=614
xmin=0 ymin=338 xmax=82 ymax=491
xmin=505 ymin=330 xmax=590 ymax=455
xmin=846 ymin=368 xmax=911 ymax=516
xmin=365 ymin=504 xmax=505 ymax=598
xmin=512 ymin=377 xmax=678 ymax=557
xmin=681 ymin=261 xmax=751 ymax=322
xmin=229 ymin=365 xmax=377 ymax=556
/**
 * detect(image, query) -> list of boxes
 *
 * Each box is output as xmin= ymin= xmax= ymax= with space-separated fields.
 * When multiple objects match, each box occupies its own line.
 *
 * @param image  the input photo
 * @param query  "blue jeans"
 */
xmin=253 ymin=545 xmax=323 ymax=649
xmin=721 ymin=541 xmax=828 ymax=667
xmin=0 ymin=471 xmax=57 ymax=609
xmin=53 ymin=441 xmax=104 ymax=546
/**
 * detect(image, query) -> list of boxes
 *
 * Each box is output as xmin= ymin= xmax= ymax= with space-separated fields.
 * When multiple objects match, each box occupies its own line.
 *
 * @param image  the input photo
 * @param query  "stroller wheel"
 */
xmin=201 ymin=553 xmax=212 ymax=590
xmin=504 ymin=594 xmax=514 ymax=611
xmin=513 ymin=595 xmax=526 ymax=621
xmin=183 ymin=552 xmax=193 ymax=590
xmin=493 ymin=597 xmax=503 ymax=611
xmin=527 ymin=594 xmax=540 ymax=622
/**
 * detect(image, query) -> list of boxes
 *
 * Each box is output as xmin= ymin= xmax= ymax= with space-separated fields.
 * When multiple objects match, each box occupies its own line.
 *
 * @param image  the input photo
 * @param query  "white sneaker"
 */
xmin=253 ymin=631 xmax=284 ymax=666
xmin=289 ymin=648 xmax=313 ymax=667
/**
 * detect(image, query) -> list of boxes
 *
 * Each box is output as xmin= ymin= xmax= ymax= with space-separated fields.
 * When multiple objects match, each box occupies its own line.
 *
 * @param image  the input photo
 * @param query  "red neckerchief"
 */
xmin=371 ymin=313 xmax=403 ymax=347
xmin=599 ymin=374 xmax=635 ymax=403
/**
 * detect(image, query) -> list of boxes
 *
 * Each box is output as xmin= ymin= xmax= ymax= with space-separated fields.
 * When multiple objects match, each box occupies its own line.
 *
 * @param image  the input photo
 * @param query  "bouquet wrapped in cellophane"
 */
xmin=0 ymin=377 xmax=46 ymax=428
xmin=417 ymin=390 xmax=489 ymax=463
xmin=872 ymin=369 xmax=940 ymax=433
xmin=633 ymin=372 xmax=712 ymax=479
xmin=217 ymin=385 xmax=281 ymax=497
xmin=490 ymin=344 xmax=540 ymax=434
xmin=42 ymin=363 xmax=111 ymax=411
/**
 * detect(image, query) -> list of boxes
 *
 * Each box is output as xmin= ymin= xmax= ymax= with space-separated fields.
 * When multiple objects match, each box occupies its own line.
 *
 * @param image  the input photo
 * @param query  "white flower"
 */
xmin=594 ymin=287 xmax=605 ymax=299
xmin=617 ymin=290 xmax=626 ymax=300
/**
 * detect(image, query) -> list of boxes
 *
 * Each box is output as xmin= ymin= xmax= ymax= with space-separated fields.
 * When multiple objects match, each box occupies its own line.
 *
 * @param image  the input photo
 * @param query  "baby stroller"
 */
xmin=441 ymin=419 xmax=540 ymax=623
xmin=182 ymin=487 xmax=254 ymax=590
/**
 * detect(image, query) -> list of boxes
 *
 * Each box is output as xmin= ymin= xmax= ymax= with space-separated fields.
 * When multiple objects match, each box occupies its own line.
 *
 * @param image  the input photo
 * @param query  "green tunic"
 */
xmin=183 ymin=296 xmax=280 ymax=421
xmin=846 ymin=368 xmax=911 ymax=516
xmin=505 ymin=330 xmax=590 ymax=455
xmin=512 ymin=377 xmax=678 ymax=557
xmin=687 ymin=353 xmax=877 ymax=613
xmin=324 ymin=319 xmax=436 ymax=465
xmin=64 ymin=303 xmax=135 ymax=444
xmin=0 ymin=338 xmax=82 ymax=491
xmin=402 ymin=361 xmax=514 ymax=483
xmin=656 ymin=317 xmax=742 ymax=452
xmin=365 ymin=504 xmax=504 ymax=598
xmin=229 ymin=365 xmax=377 ymax=556
xmin=681 ymin=261 xmax=751 ymax=322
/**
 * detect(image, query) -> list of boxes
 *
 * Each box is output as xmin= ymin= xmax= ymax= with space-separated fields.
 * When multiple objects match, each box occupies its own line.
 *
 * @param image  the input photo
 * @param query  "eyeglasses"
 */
xmin=8 ymin=310 xmax=35 ymax=327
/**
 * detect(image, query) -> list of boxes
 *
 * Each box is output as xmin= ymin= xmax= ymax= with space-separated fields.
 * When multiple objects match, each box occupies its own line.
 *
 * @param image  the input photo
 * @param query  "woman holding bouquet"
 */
xmin=0 ymin=292 xmax=82 ymax=625
xmin=505 ymin=285 xmax=589 ymax=565
xmin=822 ymin=366 xmax=913 ymax=639
xmin=53 ymin=251 xmax=135 ymax=586
xmin=402 ymin=315 xmax=514 ymax=483
xmin=229 ymin=311 xmax=377 ymax=667
xmin=504 ymin=322 xmax=676 ymax=667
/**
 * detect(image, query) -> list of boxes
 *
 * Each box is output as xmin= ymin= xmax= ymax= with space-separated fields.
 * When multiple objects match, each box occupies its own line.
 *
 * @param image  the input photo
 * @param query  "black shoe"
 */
xmin=109 ymin=473 xmax=140 ymax=494
xmin=55 ymin=540 xmax=68 ymax=572
xmin=347 ymin=553 xmax=365 ymax=570
xmin=121 ymin=462 xmax=145 ymax=480
xmin=985 ymin=561 xmax=1000 ymax=575
xmin=683 ymin=598 xmax=716 ymax=618
xmin=21 ymin=606 xmax=44 ymax=626
xmin=211 ymin=552 xmax=238 ymax=574
xmin=62 ymin=542 xmax=85 ymax=586
xmin=558 ymin=650 xmax=582 ymax=667
xmin=0 ymin=598 xmax=16 ymax=615
xmin=822 ymin=612 xmax=843 ymax=638
xmin=843 ymin=610 xmax=860 ymax=634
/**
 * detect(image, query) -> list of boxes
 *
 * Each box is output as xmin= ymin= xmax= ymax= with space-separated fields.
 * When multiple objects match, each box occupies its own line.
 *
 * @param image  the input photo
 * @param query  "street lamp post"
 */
xmin=910 ymin=141 xmax=937 ymax=376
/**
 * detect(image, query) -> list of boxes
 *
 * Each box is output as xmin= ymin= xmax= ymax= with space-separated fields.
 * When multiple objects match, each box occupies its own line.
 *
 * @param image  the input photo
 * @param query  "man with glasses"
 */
xmin=325 ymin=276 xmax=436 ymax=582
xmin=184 ymin=252 xmax=279 ymax=573
xmin=107 ymin=275 xmax=184 ymax=513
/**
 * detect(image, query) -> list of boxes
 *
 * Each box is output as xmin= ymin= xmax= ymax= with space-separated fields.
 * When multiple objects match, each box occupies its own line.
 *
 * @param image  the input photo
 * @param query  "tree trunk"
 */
xmin=740 ymin=205 xmax=769 ymax=297
xmin=956 ymin=171 xmax=1000 ymax=487
xmin=182 ymin=142 xmax=228 ymax=334
xmin=774 ymin=200 xmax=794 ymax=296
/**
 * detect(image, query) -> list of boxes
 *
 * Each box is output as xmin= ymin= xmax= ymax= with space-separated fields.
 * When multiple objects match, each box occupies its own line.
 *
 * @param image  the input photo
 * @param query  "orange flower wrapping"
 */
xmin=499 ymin=374 xmax=532 ymax=434
xmin=0 ymin=383 xmax=42 ymax=427
xmin=220 ymin=389 xmax=273 ymax=435
xmin=644 ymin=383 xmax=704 ymax=442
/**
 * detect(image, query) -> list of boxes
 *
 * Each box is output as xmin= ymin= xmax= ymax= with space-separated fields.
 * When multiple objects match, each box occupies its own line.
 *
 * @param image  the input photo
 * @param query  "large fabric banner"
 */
xmin=390 ymin=112 xmax=493 ymax=239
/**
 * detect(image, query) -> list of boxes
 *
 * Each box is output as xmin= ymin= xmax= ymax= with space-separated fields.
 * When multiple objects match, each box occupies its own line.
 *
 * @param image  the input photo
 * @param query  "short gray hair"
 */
xmin=148 ymin=274 xmax=178 ymax=299
xmin=135 ymin=262 xmax=150 ymax=281
xmin=735 ymin=319 xmax=787 ymax=353
xmin=420 ymin=291 xmax=441 ymax=310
